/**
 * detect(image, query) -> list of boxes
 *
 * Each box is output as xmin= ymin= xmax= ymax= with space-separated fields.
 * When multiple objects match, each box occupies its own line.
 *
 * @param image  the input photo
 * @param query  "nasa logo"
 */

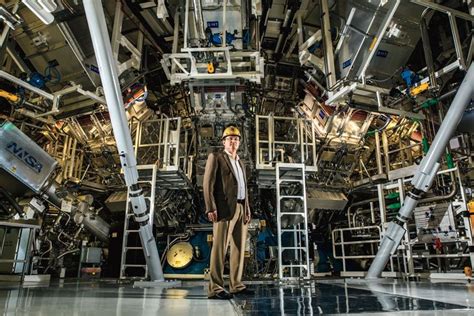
xmin=6 ymin=141 xmax=43 ymax=173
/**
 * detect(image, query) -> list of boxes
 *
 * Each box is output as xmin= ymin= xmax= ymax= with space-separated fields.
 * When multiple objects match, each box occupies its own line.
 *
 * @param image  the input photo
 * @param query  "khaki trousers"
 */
xmin=208 ymin=203 xmax=248 ymax=296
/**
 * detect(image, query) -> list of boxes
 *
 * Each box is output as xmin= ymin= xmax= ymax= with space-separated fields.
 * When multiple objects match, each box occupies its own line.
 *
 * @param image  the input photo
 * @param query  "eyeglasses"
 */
xmin=225 ymin=136 xmax=240 ymax=142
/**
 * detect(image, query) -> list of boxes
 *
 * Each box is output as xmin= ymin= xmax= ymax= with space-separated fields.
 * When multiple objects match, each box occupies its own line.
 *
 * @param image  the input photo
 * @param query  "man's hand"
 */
xmin=208 ymin=210 xmax=218 ymax=222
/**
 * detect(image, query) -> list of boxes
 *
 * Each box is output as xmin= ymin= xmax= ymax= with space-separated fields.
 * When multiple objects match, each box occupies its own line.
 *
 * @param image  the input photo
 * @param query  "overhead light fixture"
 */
xmin=21 ymin=0 xmax=56 ymax=25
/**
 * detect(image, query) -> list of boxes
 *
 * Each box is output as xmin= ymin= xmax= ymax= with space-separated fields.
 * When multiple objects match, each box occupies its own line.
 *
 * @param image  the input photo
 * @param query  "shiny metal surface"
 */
xmin=337 ymin=0 xmax=425 ymax=82
xmin=80 ymin=210 xmax=110 ymax=243
xmin=0 ymin=121 xmax=58 ymax=194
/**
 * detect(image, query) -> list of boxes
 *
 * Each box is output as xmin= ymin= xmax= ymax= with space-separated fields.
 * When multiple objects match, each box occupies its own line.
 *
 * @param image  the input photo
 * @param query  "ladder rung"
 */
xmin=122 ymin=264 xmax=147 ymax=268
xmin=279 ymin=195 xmax=304 ymax=200
xmin=124 ymin=247 xmax=143 ymax=250
xmin=279 ymin=212 xmax=307 ymax=216
xmin=125 ymin=230 xmax=140 ymax=233
xmin=281 ymin=229 xmax=307 ymax=233
xmin=277 ymin=164 xmax=304 ymax=169
xmin=280 ymin=247 xmax=308 ymax=250
xmin=279 ymin=180 xmax=303 ymax=184
xmin=281 ymin=264 xmax=309 ymax=268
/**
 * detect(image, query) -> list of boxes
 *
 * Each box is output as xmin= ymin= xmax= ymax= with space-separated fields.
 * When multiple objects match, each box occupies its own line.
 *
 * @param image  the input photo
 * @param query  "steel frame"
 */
xmin=133 ymin=116 xmax=182 ymax=171
xmin=161 ymin=47 xmax=264 ymax=84
xmin=336 ymin=166 xmax=471 ymax=276
xmin=255 ymin=115 xmax=317 ymax=172
xmin=111 ymin=1 xmax=143 ymax=76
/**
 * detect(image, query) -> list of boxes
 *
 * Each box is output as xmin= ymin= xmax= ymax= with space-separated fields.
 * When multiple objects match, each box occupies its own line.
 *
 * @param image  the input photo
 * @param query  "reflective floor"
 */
xmin=233 ymin=280 xmax=473 ymax=315
xmin=0 ymin=279 xmax=235 ymax=316
xmin=0 ymin=278 xmax=473 ymax=315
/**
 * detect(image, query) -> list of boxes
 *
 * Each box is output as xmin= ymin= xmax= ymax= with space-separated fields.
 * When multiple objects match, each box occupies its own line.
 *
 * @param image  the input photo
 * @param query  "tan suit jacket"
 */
xmin=203 ymin=151 xmax=250 ymax=221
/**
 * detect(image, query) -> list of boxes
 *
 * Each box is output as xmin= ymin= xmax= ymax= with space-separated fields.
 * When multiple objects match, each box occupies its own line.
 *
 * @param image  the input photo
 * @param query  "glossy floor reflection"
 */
xmin=232 ymin=279 xmax=474 ymax=315
xmin=0 ymin=279 xmax=236 ymax=316
xmin=0 ymin=278 xmax=473 ymax=315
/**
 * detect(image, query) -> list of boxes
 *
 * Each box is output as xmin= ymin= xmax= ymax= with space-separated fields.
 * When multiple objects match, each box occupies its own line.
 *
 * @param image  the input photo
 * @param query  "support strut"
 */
xmin=83 ymin=0 xmax=164 ymax=282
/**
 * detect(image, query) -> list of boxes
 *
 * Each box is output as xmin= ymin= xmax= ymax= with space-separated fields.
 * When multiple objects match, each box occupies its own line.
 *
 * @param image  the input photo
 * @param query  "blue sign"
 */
xmin=376 ymin=49 xmax=389 ymax=58
xmin=89 ymin=64 xmax=100 ymax=74
xmin=342 ymin=59 xmax=352 ymax=69
xmin=6 ymin=141 xmax=43 ymax=173
xmin=318 ymin=110 xmax=325 ymax=120
xmin=207 ymin=21 xmax=219 ymax=28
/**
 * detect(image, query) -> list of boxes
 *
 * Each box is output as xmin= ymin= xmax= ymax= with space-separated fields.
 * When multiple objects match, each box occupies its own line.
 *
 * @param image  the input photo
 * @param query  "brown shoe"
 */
xmin=208 ymin=291 xmax=233 ymax=300
xmin=232 ymin=288 xmax=254 ymax=295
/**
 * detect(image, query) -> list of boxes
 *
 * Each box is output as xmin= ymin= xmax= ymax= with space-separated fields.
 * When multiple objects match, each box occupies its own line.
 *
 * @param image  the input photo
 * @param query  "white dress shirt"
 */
xmin=225 ymin=150 xmax=246 ymax=200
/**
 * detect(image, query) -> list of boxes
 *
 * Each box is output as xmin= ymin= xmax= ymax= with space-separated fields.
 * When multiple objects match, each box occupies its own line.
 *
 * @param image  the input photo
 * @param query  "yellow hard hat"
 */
xmin=222 ymin=126 xmax=241 ymax=139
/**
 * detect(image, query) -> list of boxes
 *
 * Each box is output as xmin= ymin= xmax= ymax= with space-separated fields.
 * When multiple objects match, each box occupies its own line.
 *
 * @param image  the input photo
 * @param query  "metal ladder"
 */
xmin=276 ymin=163 xmax=311 ymax=279
xmin=119 ymin=164 xmax=157 ymax=279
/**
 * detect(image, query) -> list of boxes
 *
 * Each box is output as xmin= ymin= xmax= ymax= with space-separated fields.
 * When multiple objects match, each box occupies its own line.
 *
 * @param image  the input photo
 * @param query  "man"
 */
xmin=203 ymin=125 xmax=251 ymax=300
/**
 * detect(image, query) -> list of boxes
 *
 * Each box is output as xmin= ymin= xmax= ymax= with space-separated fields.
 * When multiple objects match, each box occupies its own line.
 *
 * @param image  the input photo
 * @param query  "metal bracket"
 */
xmin=156 ymin=0 xmax=168 ymax=19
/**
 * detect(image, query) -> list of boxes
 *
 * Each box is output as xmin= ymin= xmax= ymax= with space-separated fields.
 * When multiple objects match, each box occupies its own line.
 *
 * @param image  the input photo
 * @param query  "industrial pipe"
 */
xmin=43 ymin=182 xmax=110 ymax=242
xmin=83 ymin=0 xmax=164 ymax=281
xmin=15 ymin=108 xmax=54 ymax=124
xmin=0 ymin=70 xmax=54 ymax=100
xmin=192 ymin=0 xmax=206 ymax=40
xmin=74 ymin=200 xmax=110 ymax=242
xmin=367 ymin=63 xmax=474 ymax=279
xmin=0 ymin=89 xmax=19 ymax=103
xmin=347 ymin=198 xmax=379 ymax=227
xmin=419 ymin=171 xmax=457 ymax=204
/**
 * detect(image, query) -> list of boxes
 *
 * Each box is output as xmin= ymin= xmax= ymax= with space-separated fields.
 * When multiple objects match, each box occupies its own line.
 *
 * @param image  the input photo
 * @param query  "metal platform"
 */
xmin=137 ymin=166 xmax=192 ymax=190
xmin=256 ymin=168 xmax=307 ymax=189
